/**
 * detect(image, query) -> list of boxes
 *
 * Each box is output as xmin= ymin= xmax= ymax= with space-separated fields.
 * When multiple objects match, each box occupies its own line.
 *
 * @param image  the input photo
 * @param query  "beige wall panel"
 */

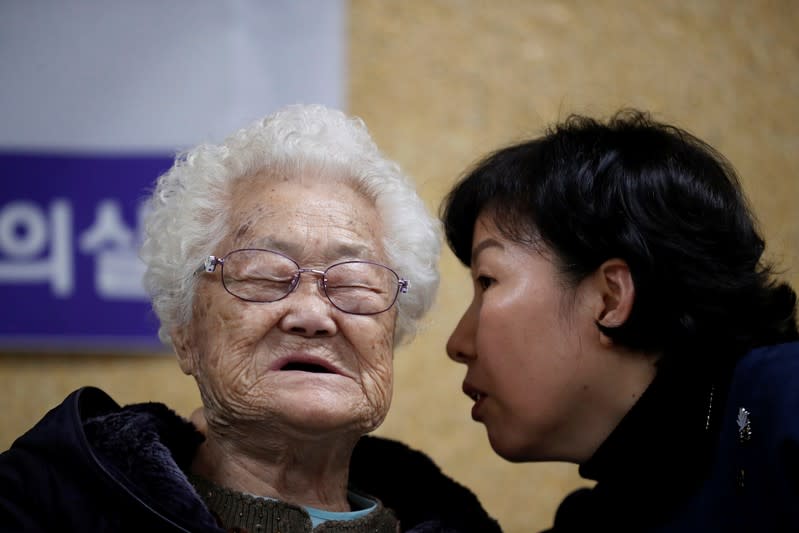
xmin=348 ymin=2 xmax=799 ymax=532
xmin=2 ymin=2 xmax=798 ymax=533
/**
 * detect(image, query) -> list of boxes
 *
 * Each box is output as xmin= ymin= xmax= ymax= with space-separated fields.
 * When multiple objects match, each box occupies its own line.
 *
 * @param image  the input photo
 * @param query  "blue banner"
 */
xmin=0 ymin=153 xmax=173 ymax=351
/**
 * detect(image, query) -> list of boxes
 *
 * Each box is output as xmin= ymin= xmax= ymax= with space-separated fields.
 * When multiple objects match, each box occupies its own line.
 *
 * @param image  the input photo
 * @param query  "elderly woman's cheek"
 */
xmin=193 ymin=300 xmax=258 ymax=412
xmin=360 ymin=333 xmax=395 ymax=427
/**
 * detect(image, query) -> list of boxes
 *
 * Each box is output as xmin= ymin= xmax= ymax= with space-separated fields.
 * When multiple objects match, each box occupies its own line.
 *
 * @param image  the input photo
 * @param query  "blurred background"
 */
xmin=2 ymin=2 xmax=798 ymax=532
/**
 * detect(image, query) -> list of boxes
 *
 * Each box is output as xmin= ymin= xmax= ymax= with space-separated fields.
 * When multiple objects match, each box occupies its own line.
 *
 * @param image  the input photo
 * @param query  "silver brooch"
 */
xmin=736 ymin=407 xmax=751 ymax=490
xmin=737 ymin=407 xmax=752 ymax=443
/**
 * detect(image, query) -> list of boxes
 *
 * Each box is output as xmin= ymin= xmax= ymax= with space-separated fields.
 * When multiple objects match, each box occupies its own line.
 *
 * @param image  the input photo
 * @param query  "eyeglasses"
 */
xmin=198 ymin=248 xmax=409 ymax=315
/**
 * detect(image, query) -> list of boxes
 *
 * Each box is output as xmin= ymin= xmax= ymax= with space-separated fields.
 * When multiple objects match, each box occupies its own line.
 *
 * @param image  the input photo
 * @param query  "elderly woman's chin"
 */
xmin=207 ymin=383 xmax=391 ymax=438
xmin=275 ymin=390 xmax=390 ymax=435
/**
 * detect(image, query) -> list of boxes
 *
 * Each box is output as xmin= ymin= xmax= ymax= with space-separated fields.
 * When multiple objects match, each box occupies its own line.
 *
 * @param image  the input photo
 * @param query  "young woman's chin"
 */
xmin=486 ymin=429 xmax=534 ymax=463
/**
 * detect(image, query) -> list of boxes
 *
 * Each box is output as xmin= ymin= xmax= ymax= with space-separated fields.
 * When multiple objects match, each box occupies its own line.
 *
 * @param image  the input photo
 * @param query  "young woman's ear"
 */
xmin=595 ymin=259 xmax=635 ymax=344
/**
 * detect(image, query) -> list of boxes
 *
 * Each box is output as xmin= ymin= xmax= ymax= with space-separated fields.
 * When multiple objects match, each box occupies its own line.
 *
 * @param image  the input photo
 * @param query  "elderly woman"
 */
xmin=0 ymin=105 xmax=501 ymax=533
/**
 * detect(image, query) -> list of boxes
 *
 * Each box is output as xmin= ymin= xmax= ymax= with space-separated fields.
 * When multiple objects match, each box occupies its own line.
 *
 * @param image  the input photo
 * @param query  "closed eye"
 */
xmin=326 ymin=283 xmax=383 ymax=294
xmin=477 ymin=275 xmax=495 ymax=290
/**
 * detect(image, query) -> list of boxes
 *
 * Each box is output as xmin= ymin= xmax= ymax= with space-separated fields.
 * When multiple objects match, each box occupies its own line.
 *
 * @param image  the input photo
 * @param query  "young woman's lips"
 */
xmin=471 ymin=395 xmax=487 ymax=421
xmin=463 ymin=383 xmax=487 ymax=421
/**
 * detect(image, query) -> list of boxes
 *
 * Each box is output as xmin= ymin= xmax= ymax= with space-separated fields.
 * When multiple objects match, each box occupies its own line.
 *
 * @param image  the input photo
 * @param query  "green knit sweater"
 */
xmin=190 ymin=475 xmax=399 ymax=533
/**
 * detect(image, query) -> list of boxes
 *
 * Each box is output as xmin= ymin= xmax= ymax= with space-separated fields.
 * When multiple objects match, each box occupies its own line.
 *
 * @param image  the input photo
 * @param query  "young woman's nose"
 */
xmin=446 ymin=305 xmax=477 ymax=364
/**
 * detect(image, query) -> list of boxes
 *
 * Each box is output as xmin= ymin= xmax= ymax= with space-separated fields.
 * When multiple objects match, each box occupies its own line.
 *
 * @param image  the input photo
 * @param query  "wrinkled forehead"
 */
xmin=223 ymin=170 xmax=385 ymax=263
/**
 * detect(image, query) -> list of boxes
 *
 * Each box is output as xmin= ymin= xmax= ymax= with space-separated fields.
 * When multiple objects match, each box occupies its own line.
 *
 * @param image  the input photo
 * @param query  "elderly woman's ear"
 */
xmin=170 ymin=325 xmax=198 ymax=376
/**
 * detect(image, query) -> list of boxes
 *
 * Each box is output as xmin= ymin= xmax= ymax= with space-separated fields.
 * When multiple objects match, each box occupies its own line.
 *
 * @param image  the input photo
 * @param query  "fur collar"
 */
xmin=83 ymin=401 xmax=218 ymax=529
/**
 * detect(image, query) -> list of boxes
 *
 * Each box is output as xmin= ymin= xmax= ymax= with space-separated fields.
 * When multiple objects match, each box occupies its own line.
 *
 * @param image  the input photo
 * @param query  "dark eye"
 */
xmin=477 ymin=275 xmax=494 ymax=290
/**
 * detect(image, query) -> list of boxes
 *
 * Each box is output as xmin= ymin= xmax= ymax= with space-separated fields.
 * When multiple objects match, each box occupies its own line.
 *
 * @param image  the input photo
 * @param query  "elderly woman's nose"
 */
xmin=278 ymin=276 xmax=338 ymax=337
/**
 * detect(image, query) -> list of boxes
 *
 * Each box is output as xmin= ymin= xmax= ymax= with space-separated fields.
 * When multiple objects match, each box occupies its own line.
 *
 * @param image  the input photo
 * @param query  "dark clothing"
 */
xmin=0 ymin=387 xmax=502 ymax=533
xmin=545 ymin=341 xmax=799 ymax=532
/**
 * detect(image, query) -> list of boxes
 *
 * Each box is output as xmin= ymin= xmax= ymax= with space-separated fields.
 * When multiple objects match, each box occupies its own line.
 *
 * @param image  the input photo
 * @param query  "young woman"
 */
xmin=441 ymin=110 xmax=799 ymax=532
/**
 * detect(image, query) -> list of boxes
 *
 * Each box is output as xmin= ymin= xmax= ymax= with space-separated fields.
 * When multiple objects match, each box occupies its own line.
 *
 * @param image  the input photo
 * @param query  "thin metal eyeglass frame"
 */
xmin=196 ymin=248 xmax=410 ymax=315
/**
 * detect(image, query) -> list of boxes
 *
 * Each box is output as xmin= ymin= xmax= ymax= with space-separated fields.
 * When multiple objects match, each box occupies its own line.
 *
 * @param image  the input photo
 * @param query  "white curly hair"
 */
xmin=140 ymin=104 xmax=441 ymax=347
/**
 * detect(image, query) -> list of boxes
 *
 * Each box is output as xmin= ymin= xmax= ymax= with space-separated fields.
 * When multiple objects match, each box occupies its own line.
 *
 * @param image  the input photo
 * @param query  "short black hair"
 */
xmin=440 ymin=109 xmax=797 ymax=366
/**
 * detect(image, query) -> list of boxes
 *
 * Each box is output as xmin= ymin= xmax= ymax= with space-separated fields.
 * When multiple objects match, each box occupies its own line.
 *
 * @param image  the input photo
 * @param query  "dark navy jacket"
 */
xmin=546 ymin=342 xmax=799 ymax=532
xmin=0 ymin=387 xmax=502 ymax=533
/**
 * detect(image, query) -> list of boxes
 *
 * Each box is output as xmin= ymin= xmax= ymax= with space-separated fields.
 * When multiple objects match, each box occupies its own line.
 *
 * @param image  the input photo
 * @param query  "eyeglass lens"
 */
xmin=220 ymin=249 xmax=400 ymax=314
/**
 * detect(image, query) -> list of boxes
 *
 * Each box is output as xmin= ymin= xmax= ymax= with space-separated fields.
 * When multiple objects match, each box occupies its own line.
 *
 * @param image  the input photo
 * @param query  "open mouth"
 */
xmin=280 ymin=361 xmax=334 ymax=373
xmin=463 ymin=383 xmax=486 ymax=403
